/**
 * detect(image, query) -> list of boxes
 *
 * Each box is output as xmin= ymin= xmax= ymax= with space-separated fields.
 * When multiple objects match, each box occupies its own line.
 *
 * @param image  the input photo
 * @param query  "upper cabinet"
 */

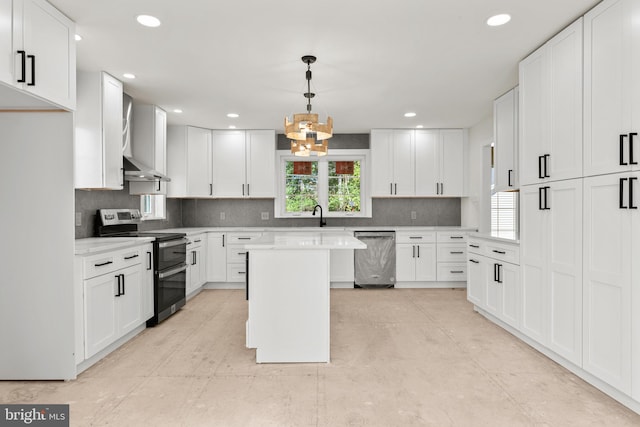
xmin=129 ymin=105 xmax=167 ymax=195
xmin=583 ymin=0 xmax=640 ymax=177
xmin=166 ymin=125 xmax=212 ymax=198
xmin=74 ymin=71 xmax=123 ymax=190
xmin=371 ymin=128 xmax=466 ymax=197
xmin=493 ymin=87 xmax=519 ymax=192
xmin=519 ymin=18 xmax=583 ymax=186
xmin=0 ymin=0 xmax=75 ymax=110
xmin=211 ymin=130 xmax=276 ymax=198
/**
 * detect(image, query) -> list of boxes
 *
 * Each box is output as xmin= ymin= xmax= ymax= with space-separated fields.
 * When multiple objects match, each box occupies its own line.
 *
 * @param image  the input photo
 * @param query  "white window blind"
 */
xmin=491 ymin=191 xmax=518 ymax=239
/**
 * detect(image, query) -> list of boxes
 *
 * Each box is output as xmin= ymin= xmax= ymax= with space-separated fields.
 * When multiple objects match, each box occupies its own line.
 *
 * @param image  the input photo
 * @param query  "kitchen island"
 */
xmin=244 ymin=232 xmax=366 ymax=363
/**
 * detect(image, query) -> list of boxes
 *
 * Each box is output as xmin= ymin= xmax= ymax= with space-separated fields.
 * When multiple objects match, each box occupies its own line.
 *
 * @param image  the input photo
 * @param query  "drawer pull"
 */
xmin=237 ymin=252 xmax=247 ymax=255
xmin=95 ymin=260 xmax=113 ymax=267
xmin=409 ymin=236 xmax=423 ymax=239
xmin=238 ymin=271 xmax=246 ymax=275
xmin=450 ymin=270 xmax=464 ymax=274
xmin=492 ymin=250 xmax=506 ymax=255
xmin=469 ymin=244 xmax=480 ymax=248
xmin=124 ymin=254 xmax=139 ymax=260
xmin=469 ymin=259 xmax=480 ymax=264
xmin=450 ymin=236 xmax=464 ymax=239
xmin=450 ymin=251 xmax=464 ymax=254
xmin=237 ymin=237 xmax=252 ymax=240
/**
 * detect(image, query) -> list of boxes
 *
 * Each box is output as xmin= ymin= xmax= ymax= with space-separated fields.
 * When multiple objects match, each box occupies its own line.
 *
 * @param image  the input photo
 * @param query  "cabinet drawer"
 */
xmin=226 ymin=233 xmax=262 ymax=244
xmin=396 ymin=231 xmax=436 ymax=244
xmin=437 ymin=244 xmax=467 ymax=262
xmin=187 ymin=233 xmax=205 ymax=248
xmin=227 ymin=246 xmax=249 ymax=263
xmin=467 ymin=238 xmax=484 ymax=255
xmin=83 ymin=253 xmax=119 ymax=279
xmin=227 ymin=264 xmax=247 ymax=282
xmin=119 ymin=247 xmax=143 ymax=268
xmin=485 ymin=242 xmax=519 ymax=265
xmin=437 ymin=264 xmax=467 ymax=281
xmin=436 ymin=231 xmax=467 ymax=243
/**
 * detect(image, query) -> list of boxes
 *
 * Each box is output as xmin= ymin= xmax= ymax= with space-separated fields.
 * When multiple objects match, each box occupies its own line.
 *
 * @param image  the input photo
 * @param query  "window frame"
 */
xmin=275 ymin=149 xmax=371 ymax=218
xmin=140 ymin=194 xmax=167 ymax=221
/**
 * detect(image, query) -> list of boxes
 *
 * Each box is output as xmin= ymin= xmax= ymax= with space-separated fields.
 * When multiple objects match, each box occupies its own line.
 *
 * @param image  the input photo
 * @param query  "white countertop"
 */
xmin=148 ymin=226 xmax=476 ymax=233
xmin=244 ymin=232 xmax=367 ymax=250
xmin=469 ymin=232 xmax=519 ymax=245
xmin=75 ymin=237 xmax=154 ymax=255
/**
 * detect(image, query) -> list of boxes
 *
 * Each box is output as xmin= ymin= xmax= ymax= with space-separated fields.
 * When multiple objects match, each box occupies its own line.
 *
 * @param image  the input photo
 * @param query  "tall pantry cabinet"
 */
xmin=518 ymin=17 xmax=584 ymax=366
xmin=582 ymin=0 xmax=640 ymax=399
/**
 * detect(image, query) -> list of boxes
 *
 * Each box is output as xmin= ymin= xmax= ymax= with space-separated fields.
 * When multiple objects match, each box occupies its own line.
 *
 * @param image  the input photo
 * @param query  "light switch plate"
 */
xmin=261 ymin=212 xmax=269 ymax=220
xmin=411 ymin=211 xmax=417 ymax=220
xmin=75 ymin=212 xmax=82 ymax=226
xmin=220 ymin=212 xmax=226 ymax=220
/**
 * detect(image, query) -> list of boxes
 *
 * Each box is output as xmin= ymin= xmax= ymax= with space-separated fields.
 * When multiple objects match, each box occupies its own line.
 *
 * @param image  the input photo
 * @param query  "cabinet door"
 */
xmin=485 ymin=262 xmax=501 ymax=317
xmin=583 ymin=173 xmax=632 ymax=393
xmin=84 ymin=274 xmax=118 ymax=358
xmin=212 ymin=130 xmax=246 ymax=197
xmin=117 ymin=265 xmax=143 ymax=336
xmin=500 ymin=262 xmax=520 ymax=329
xmin=22 ymin=0 xmax=75 ymax=109
xmin=0 ymin=0 xmax=12 ymax=85
xmin=467 ymin=256 xmax=486 ymax=307
xmin=370 ymin=129 xmax=394 ymax=196
xmin=519 ymin=184 xmax=548 ymax=342
xmin=519 ymin=46 xmax=547 ymax=186
xmin=207 ymin=233 xmax=227 ymax=282
xmin=584 ymin=0 xmax=640 ymax=177
xmin=415 ymin=129 xmax=439 ymax=196
xmin=395 ymin=244 xmax=416 ymax=281
xmin=330 ymin=249 xmax=354 ymax=282
xmin=415 ymin=244 xmax=436 ymax=281
xmin=187 ymin=126 xmax=212 ymax=197
xmin=141 ymin=246 xmax=154 ymax=321
xmin=440 ymin=129 xmax=465 ymax=196
xmin=246 ymin=130 xmax=275 ymax=197
xmin=547 ymin=179 xmax=583 ymax=365
xmin=193 ymin=245 xmax=205 ymax=287
xmin=546 ymin=19 xmax=583 ymax=182
xmin=102 ymin=72 xmax=124 ymax=189
xmin=494 ymin=89 xmax=517 ymax=191
xmin=392 ymin=130 xmax=415 ymax=196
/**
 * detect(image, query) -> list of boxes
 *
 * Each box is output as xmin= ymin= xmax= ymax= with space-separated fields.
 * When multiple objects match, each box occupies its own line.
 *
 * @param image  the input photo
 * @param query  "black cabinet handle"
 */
xmin=417 ymin=245 xmax=420 ymax=258
xmin=95 ymin=260 xmax=113 ymax=267
xmin=630 ymin=177 xmax=637 ymax=209
xmin=122 ymin=274 xmax=126 ymax=295
xmin=192 ymin=251 xmax=196 ymax=265
xmin=497 ymin=264 xmax=503 ymax=283
xmin=237 ymin=237 xmax=251 ymax=240
xmin=620 ymin=177 xmax=628 ymax=209
xmin=450 ymin=270 xmax=464 ymax=274
xmin=16 ymin=50 xmax=26 ymax=83
xmin=395 ymin=183 xmax=397 ymax=195
xmin=508 ymin=169 xmax=513 ymax=187
xmin=493 ymin=263 xmax=498 ymax=282
xmin=538 ymin=186 xmax=544 ymax=210
xmin=492 ymin=250 xmax=506 ymax=255
xmin=124 ymin=254 xmax=139 ymax=260
xmin=147 ymin=251 xmax=152 ymax=270
xmin=390 ymin=183 xmax=393 ymax=195
xmin=543 ymin=154 xmax=550 ymax=178
xmin=620 ymin=134 xmax=629 ymax=166
xmin=115 ymin=274 xmax=123 ymax=297
xmin=242 ymin=184 xmax=245 ymax=196
xmin=450 ymin=236 xmax=464 ymax=239
xmin=247 ymin=183 xmax=250 ymax=196
xmin=469 ymin=259 xmax=480 ymax=264
xmin=469 ymin=244 xmax=480 ymax=248
xmin=222 ymin=235 xmax=225 ymax=247
xmin=544 ymin=186 xmax=551 ymax=210
xmin=538 ymin=156 xmax=544 ymax=179
xmin=27 ymin=54 xmax=35 ymax=86
xmin=441 ymin=183 xmax=444 ymax=194
xmin=409 ymin=236 xmax=423 ymax=239
xmin=210 ymin=183 xmax=213 ymax=196
xmin=436 ymin=182 xmax=439 ymax=194
xmin=630 ymin=133 xmax=638 ymax=165
xmin=412 ymin=245 xmax=416 ymax=258
xmin=156 ymin=179 xmax=161 ymax=192
xmin=450 ymin=251 xmax=464 ymax=254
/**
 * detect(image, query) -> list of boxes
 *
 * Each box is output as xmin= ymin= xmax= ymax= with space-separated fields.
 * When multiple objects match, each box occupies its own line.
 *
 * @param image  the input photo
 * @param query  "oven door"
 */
xmin=157 ymin=238 xmax=188 ymax=271
xmin=156 ymin=263 xmax=187 ymax=323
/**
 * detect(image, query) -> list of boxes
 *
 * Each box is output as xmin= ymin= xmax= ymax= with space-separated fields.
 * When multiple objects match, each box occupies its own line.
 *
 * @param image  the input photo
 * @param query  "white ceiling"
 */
xmin=50 ymin=0 xmax=600 ymax=133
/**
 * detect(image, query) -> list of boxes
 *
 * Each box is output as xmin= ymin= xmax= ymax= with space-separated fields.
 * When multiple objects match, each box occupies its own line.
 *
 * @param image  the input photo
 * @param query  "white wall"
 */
xmin=461 ymin=114 xmax=493 ymax=231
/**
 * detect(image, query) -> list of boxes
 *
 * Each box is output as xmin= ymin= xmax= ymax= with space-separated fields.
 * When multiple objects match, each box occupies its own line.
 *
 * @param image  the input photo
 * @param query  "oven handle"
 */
xmin=158 ymin=238 xmax=189 ymax=249
xmin=158 ymin=263 xmax=187 ymax=279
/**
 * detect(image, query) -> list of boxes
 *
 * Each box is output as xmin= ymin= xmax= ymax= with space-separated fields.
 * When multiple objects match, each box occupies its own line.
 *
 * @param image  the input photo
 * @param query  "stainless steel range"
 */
xmin=96 ymin=208 xmax=187 ymax=326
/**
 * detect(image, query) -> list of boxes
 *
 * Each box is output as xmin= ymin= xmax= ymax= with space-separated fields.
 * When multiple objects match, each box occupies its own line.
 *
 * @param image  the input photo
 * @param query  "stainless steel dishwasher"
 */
xmin=354 ymin=231 xmax=396 ymax=288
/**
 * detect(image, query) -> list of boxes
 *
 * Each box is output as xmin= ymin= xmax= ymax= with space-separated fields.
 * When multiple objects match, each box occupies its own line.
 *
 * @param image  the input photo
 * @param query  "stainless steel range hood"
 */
xmin=122 ymin=93 xmax=170 ymax=182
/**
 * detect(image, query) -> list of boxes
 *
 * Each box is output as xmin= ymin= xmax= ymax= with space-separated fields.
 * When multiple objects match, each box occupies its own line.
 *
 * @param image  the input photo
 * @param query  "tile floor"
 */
xmin=2 ymin=289 xmax=640 ymax=426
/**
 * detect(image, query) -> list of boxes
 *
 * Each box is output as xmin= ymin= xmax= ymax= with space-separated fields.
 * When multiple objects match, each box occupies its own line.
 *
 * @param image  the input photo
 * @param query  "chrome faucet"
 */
xmin=312 ymin=204 xmax=326 ymax=227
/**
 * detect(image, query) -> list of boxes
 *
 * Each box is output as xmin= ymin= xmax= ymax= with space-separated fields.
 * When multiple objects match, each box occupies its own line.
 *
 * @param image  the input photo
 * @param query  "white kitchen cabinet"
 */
xmin=74 ymin=71 xmax=123 ymax=189
xmin=210 ymin=129 xmax=276 ymax=198
xmin=396 ymin=231 xmax=436 ymax=282
xmin=226 ymin=232 xmax=262 ymax=284
xmin=330 ymin=249 xmax=354 ymax=283
xmin=415 ymin=129 xmax=465 ymax=197
xmin=206 ymin=233 xmax=227 ymax=282
xmin=141 ymin=244 xmax=154 ymax=321
xmin=371 ymin=129 xmax=415 ymax=196
xmin=493 ymin=87 xmax=519 ymax=191
xmin=435 ymin=231 xmax=467 ymax=282
xmin=519 ymin=18 xmax=583 ymax=186
xmin=520 ymin=179 xmax=583 ymax=365
xmin=84 ymin=272 xmax=118 ymax=359
xmin=129 ymin=105 xmax=168 ymax=195
xmin=583 ymin=173 xmax=636 ymax=394
xmin=0 ymin=0 xmax=75 ymax=109
xmin=186 ymin=233 xmax=206 ymax=296
xmin=466 ymin=254 xmax=487 ymax=307
xmin=166 ymin=125 xmax=212 ymax=197
xmin=583 ymin=0 xmax=640 ymax=177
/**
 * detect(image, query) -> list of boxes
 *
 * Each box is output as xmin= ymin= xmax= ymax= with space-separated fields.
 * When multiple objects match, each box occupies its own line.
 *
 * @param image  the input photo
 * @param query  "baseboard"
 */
xmin=76 ymin=324 xmax=146 ymax=375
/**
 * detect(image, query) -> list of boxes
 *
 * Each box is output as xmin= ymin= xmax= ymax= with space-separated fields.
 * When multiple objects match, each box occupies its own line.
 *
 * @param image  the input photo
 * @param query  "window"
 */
xmin=491 ymin=191 xmax=518 ymax=239
xmin=276 ymin=150 xmax=371 ymax=218
xmin=140 ymin=194 xmax=166 ymax=220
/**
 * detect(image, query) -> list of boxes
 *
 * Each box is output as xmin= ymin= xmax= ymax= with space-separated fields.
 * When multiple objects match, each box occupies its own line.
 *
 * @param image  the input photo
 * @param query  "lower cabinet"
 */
xmin=206 ymin=233 xmax=227 ymax=282
xmin=396 ymin=243 xmax=437 ymax=282
xmin=141 ymin=244 xmax=154 ymax=321
xmin=186 ymin=233 xmax=207 ymax=296
xmin=330 ymin=249 xmax=354 ymax=283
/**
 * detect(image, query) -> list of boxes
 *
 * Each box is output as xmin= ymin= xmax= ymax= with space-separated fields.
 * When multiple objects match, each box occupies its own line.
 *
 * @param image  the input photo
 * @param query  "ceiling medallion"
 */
xmin=285 ymin=55 xmax=333 ymax=157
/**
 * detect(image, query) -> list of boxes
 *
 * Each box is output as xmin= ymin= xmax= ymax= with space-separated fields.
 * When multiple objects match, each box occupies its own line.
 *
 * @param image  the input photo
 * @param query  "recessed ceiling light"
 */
xmin=487 ymin=14 xmax=511 ymax=27
xmin=416 ymin=125 xmax=424 ymax=129
xmin=136 ymin=15 xmax=161 ymax=27
xmin=404 ymin=112 xmax=416 ymax=118
xmin=229 ymin=125 xmax=237 ymax=129
xmin=74 ymin=34 xmax=82 ymax=41
xmin=123 ymin=73 xmax=136 ymax=79
xmin=227 ymin=113 xmax=239 ymax=118
xmin=173 ymin=109 xmax=183 ymax=113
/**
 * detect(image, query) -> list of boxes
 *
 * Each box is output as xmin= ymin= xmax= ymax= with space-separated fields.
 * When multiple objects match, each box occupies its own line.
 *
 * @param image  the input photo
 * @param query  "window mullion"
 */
xmin=318 ymin=159 xmax=329 ymax=209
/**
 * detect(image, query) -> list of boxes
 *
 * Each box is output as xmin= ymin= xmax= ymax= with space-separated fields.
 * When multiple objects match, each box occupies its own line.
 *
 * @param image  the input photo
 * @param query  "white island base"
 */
xmin=245 ymin=232 xmax=366 ymax=363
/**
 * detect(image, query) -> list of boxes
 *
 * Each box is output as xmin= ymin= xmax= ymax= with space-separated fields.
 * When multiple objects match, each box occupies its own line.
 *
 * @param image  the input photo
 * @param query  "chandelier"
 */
xmin=285 ymin=55 xmax=333 ymax=156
